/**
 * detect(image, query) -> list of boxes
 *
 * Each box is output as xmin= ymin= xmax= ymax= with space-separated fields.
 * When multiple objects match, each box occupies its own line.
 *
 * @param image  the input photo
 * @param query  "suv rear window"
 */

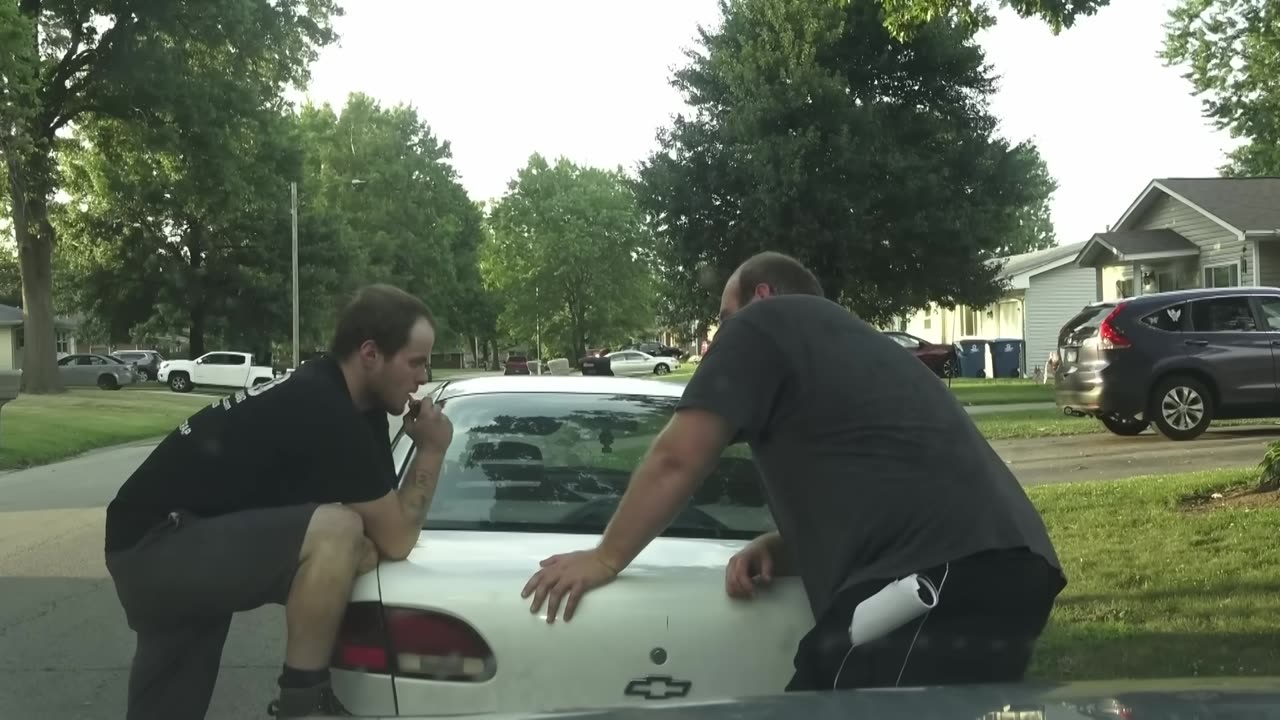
xmin=1059 ymin=305 xmax=1113 ymax=345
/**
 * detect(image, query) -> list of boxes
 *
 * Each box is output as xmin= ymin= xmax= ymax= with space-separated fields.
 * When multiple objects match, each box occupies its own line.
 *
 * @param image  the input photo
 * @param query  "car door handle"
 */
xmin=1184 ymin=339 xmax=1209 ymax=347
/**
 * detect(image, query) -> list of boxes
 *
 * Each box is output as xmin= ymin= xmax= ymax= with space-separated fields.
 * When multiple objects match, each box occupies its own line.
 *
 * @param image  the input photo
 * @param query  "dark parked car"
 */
xmin=504 ymin=353 xmax=531 ymax=375
xmin=884 ymin=331 xmax=961 ymax=378
xmin=1056 ymin=287 xmax=1280 ymax=440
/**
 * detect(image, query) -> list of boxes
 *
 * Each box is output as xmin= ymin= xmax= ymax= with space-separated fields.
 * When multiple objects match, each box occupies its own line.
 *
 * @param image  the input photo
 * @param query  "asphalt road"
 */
xmin=3 ymin=399 xmax=1279 ymax=718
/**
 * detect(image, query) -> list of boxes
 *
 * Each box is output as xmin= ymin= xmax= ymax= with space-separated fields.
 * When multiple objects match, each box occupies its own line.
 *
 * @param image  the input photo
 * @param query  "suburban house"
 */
xmin=894 ymin=240 xmax=1095 ymax=378
xmin=1074 ymin=177 xmax=1280 ymax=300
xmin=0 ymin=304 xmax=79 ymax=370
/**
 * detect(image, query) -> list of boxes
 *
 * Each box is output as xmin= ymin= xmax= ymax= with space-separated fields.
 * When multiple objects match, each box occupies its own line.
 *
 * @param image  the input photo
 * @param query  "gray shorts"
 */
xmin=105 ymin=503 xmax=318 ymax=720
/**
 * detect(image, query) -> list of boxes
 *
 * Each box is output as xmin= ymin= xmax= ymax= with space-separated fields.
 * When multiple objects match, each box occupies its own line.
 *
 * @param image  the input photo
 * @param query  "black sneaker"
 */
xmin=266 ymin=682 xmax=353 ymax=718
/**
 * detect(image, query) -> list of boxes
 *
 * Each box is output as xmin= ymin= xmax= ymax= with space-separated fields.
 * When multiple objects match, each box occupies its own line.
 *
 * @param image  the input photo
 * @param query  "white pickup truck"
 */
xmin=157 ymin=351 xmax=279 ymax=393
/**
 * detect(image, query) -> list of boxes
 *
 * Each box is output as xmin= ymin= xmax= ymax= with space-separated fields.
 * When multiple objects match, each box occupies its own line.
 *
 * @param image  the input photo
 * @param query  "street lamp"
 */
xmin=290 ymin=178 xmax=367 ymax=369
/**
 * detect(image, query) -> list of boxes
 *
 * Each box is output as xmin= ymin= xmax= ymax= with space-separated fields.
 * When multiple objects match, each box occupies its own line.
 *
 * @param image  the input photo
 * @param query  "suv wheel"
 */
xmin=941 ymin=356 xmax=958 ymax=379
xmin=1099 ymin=414 xmax=1149 ymax=437
xmin=1150 ymin=376 xmax=1214 ymax=441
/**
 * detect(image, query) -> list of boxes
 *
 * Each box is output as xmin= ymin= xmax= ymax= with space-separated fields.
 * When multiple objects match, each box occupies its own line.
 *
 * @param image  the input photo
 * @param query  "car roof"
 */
xmin=1087 ymin=286 xmax=1280 ymax=309
xmin=436 ymin=374 xmax=685 ymax=402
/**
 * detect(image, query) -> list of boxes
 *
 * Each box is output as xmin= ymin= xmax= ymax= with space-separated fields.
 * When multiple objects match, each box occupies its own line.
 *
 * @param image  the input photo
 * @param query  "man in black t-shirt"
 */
xmin=104 ymin=284 xmax=455 ymax=719
xmin=522 ymin=252 xmax=1065 ymax=691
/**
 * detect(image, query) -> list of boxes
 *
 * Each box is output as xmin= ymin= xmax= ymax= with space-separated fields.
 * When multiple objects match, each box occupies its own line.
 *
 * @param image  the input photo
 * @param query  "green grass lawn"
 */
xmin=945 ymin=378 xmax=1055 ymax=406
xmin=1028 ymin=468 xmax=1280 ymax=680
xmin=0 ymin=389 xmax=210 ymax=469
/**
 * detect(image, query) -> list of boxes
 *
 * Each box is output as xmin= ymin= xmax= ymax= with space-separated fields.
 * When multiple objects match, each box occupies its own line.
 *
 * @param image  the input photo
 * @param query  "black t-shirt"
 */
xmin=104 ymin=357 xmax=398 ymax=553
xmin=677 ymin=295 xmax=1063 ymax=619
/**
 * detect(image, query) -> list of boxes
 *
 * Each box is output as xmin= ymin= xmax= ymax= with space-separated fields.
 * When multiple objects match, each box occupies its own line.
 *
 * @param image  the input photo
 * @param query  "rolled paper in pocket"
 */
xmin=848 ymin=573 xmax=940 ymax=647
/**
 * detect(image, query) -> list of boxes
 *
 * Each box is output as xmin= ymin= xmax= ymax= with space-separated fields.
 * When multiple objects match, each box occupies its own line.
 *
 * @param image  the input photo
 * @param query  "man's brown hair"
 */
xmin=329 ymin=284 xmax=436 ymax=359
xmin=734 ymin=251 xmax=824 ymax=307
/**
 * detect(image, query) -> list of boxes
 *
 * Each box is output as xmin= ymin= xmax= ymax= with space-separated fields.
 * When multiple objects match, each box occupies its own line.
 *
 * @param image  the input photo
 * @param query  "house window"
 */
xmin=1203 ymin=263 xmax=1240 ymax=289
xmin=923 ymin=316 xmax=932 ymax=330
xmin=961 ymin=307 xmax=979 ymax=336
xmin=56 ymin=331 xmax=70 ymax=354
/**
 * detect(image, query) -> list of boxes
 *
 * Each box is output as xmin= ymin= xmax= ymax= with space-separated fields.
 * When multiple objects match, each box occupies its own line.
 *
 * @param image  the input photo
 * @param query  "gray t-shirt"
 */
xmin=677 ymin=294 xmax=1063 ymax=619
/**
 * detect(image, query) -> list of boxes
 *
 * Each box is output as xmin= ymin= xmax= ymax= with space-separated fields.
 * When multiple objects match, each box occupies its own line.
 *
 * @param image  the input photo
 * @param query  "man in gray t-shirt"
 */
xmin=522 ymin=251 xmax=1066 ymax=691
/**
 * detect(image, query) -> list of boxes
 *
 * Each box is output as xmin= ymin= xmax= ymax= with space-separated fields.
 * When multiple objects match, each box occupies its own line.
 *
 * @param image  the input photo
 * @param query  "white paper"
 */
xmin=848 ymin=573 xmax=939 ymax=647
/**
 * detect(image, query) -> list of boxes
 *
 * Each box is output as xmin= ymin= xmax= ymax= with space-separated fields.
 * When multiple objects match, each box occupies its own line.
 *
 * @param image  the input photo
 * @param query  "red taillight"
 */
xmin=1099 ymin=303 xmax=1131 ymax=349
xmin=331 ymin=603 xmax=496 ymax=683
xmin=332 ymin=602 xmax=390 ymax=673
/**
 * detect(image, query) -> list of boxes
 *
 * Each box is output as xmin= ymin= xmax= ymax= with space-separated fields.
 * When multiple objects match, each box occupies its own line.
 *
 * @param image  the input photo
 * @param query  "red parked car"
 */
xmin=884 ymin=331 xmax=961 ymax=379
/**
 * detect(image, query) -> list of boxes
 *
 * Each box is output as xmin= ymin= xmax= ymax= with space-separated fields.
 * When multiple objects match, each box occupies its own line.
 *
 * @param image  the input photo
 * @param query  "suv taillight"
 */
xmin=1098 ymin=303 xmax=1131 ymax=349
xmin=331 ymin=602 xmax=496 ymax=682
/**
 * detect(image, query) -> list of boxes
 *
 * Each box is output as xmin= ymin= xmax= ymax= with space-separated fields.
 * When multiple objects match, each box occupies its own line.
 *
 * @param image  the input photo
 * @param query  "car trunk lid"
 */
xmin=367 ymin=530 xmax=811 ymax=716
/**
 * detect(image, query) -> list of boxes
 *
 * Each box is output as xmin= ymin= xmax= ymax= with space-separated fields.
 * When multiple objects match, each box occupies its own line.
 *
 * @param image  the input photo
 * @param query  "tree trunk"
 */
xmin=6 ymin=150 xmax=64 ymax=394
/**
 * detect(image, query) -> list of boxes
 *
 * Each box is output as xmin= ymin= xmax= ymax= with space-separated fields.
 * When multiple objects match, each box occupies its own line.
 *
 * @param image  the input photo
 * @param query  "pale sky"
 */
xmin=302 ymin=0 xmax=1238 ymax=250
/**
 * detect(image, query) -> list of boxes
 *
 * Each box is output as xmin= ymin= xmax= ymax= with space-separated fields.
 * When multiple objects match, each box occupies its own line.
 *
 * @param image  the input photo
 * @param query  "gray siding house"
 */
xmin=1075 ymin=178 xmax=1280 ymax=299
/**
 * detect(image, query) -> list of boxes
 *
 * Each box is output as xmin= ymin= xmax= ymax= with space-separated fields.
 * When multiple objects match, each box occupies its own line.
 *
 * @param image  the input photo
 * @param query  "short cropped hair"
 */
xmin=734 ymin=251 xmax=824 ymax=307
xmin=329 ymin=284 xmax=436 ymax=359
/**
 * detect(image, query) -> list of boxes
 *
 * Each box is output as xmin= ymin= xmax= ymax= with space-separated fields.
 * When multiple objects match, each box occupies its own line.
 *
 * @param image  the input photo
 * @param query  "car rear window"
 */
xmin=405 ymin=392 xmax=771 ymax=541
xmin=1059 ymin=305 xmax=1113 ymax=345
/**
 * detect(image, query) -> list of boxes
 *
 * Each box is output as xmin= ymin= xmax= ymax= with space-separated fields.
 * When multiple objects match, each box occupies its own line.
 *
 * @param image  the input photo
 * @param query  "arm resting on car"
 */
xmin=348 ymin=448 xmax=446 ymax=561
xmin=596 ymin=408 xmax=732 ymax=572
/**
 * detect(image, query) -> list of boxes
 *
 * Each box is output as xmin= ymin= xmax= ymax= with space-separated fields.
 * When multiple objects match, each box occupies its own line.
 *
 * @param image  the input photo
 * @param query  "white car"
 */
xmin=156 ymin=351 xmax=278 ymax=393
xmin=333 ymin=375 xmax=812 ymax=717
xmin=603 ymin=350 xmax=681 ymax=377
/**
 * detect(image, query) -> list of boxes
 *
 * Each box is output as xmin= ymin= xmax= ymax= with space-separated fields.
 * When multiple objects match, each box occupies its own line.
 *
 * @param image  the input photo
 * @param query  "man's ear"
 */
xmin=357 ymin=340 xmax=381 ymax=367
xmin=753 ymin=283 xmax=774 ymax=299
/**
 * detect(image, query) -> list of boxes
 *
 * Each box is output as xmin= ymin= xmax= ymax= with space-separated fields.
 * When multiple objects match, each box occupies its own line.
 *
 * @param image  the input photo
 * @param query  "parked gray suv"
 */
xmin=1055 ymin=287 xmax=1280 ymax=441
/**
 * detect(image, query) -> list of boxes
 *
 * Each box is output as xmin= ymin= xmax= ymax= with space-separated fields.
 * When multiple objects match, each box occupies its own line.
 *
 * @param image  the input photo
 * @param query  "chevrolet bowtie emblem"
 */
xmin=625 ymin=675 xmax=692 ymax=700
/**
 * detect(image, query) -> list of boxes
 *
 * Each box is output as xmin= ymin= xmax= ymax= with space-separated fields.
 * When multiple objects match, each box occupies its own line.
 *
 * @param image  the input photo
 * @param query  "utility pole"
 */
xmin=291 ymin=181 xmax=299 ymax=369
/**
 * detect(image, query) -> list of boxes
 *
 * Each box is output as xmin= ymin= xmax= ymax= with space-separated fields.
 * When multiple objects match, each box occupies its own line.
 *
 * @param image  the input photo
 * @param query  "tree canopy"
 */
xmin=2 ymin=0 xmax=339 ymax=391
xmin=483 ymin=155 xmax=656 ymax=363
xmin=637 ymin=0 xmax=1058 ymax=330
xmin=1162 ymin=0 xmax=1280 ymax=175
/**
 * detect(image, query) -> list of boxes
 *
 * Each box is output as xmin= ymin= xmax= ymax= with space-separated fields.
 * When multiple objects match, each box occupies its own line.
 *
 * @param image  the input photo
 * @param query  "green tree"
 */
xmin=873 ymin=0 xmax=1110 ymax=37
xmin=296 ymin=94 xmax=487 ymax=347
xmin=56 ymin=109 xmax=353 ymax=359
xmin=636 ymin=0 xmax=1054 ymax=330
xmin=0 ymin=246 xmax=20 ymax=307
xmin=1 ymin=0 xmax=338 ymax=392
xmin=994 ymin=145 xmax=1058 ymax=257
xmin=1162 ymin=0 xmax=1280 ymax=175
xmin=484 ymin=155 xmax=655 ymax=364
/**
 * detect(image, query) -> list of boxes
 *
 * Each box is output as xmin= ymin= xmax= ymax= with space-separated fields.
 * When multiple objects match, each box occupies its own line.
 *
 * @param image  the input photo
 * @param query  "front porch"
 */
xmin=1075 ymin=229 xmax=1280 ymax=300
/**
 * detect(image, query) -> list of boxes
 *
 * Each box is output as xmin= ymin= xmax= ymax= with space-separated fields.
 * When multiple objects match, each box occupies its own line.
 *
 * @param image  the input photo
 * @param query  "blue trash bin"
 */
xmin=957 ymin=339 xmax=989 ymax=378
xmin=991 ymin=338 xmax=1025 ymax=378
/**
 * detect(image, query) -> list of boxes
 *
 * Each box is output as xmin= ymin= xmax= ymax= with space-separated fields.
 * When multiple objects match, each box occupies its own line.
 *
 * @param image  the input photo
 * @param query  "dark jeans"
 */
xmin=104 ymin=504 xmax=318 ymax=720
xmin=787 ymin=547 xmax=1065 ymax=692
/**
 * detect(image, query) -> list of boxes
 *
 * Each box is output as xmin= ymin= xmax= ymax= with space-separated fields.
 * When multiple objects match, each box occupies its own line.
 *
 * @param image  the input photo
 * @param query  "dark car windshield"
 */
xmin=410 ymin=391 xmax=772 ymax=540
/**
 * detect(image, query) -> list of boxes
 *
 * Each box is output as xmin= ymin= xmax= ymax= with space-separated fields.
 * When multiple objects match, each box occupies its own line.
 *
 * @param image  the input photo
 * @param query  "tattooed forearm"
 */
xmin=397 ymin=448 xmax=445 ymax=527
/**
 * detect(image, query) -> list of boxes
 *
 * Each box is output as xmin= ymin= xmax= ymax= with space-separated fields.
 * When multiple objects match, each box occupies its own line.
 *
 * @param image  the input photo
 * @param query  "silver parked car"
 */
xmin=56 ymin=353 xmax=139 ymax=390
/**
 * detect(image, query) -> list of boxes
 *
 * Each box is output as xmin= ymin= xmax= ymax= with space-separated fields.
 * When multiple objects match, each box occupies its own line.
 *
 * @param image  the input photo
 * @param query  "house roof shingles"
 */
xmin=1091 ymin=229 xmax=1200 ymax=257
xmin=994 ymin=240 xmax=1088 ymax=280
xmin=1158 ymin=177 xmax=1280 ymax=232
xmin=0 ymin=304 xmax=78 ymax=329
